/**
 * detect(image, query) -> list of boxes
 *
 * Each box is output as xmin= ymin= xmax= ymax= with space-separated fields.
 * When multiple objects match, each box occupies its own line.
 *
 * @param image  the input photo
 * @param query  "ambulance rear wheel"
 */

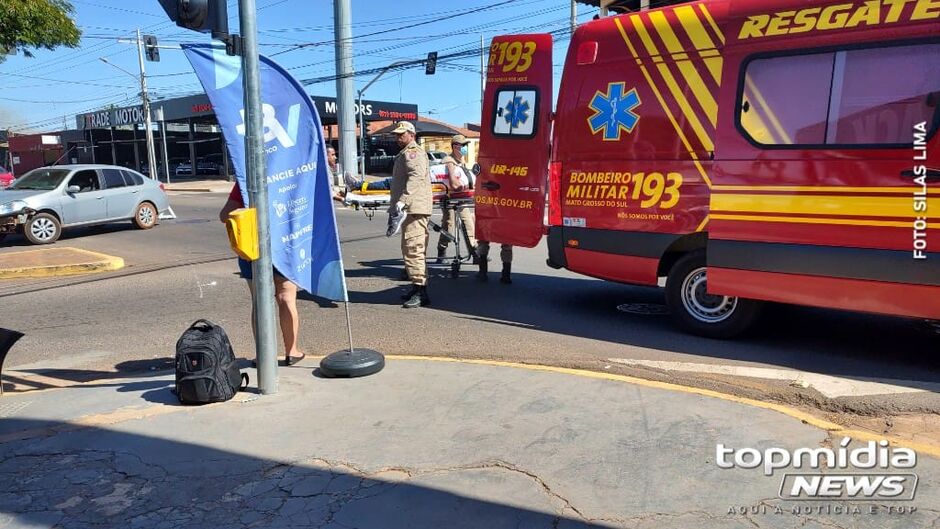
xmin=666 ymin=250 xmax=762 ymax=339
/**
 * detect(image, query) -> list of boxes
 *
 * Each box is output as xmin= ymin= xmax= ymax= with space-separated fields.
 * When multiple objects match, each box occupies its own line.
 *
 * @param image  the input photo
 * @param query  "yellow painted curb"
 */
xmin=0 ymin=247 xmax=124 ymax=279
xmin=3 ymin=354 xmax=938 ymax=459
xmin=386 ymin=355 xmax=940 ymax=459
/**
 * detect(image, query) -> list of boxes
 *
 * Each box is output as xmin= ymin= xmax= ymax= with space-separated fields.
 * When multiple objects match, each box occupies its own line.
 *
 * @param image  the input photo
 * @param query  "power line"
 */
xmin=270 ymin=0 xmax=523 ymax=57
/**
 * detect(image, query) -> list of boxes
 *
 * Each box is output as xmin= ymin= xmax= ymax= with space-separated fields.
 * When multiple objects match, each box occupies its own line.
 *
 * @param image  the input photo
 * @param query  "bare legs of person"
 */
xmin=247 ymin=274 xmax=305 ymax=365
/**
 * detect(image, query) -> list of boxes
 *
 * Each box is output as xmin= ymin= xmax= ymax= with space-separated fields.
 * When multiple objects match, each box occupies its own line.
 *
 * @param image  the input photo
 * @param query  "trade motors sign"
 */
xmin=77 ymin=105 xmax=145 ymax=129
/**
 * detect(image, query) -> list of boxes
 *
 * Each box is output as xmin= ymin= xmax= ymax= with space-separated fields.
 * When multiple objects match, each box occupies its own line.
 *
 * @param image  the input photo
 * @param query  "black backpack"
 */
xmin=175 ymin=320 xmax=248 ymax=404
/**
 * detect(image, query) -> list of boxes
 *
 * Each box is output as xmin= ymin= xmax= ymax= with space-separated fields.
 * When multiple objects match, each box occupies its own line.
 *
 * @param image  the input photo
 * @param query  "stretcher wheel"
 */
xmin=451 ymin=260 xmax=460 ymax=278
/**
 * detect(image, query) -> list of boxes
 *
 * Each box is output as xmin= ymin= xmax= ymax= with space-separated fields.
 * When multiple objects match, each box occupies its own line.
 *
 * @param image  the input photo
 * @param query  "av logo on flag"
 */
xmin=236 ymin=103 xmax=301 ymax=149
xmin=588 ymin=82 xmax=641 ymax=141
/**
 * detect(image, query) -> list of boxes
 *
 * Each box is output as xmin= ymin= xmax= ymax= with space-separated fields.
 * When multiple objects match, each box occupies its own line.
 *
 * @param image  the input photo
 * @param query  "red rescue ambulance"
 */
xmin=475 ymin=0 xmax=939 ymax=338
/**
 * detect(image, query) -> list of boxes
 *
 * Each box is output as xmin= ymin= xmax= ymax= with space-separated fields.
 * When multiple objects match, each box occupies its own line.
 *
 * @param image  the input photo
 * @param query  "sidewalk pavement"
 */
xmin=0 ymin=247 xmax=123 ymax=279
xmin=1 ymin=357 xmax=937 ymax=529
xmin=164 ymin=180 xmax=235 ymax=193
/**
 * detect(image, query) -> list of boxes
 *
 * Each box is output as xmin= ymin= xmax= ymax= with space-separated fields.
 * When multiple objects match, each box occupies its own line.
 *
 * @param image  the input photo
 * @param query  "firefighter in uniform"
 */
xmin=436 ymin=134 xmax=477 ymax=262
xmin=388 ymin=121 xmax=432 ymax=308
xmin=476 ymin=240 xmax=513 ymax=284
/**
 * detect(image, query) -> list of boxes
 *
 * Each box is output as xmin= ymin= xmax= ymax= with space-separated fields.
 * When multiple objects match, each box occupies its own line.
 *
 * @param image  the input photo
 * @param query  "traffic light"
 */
xmin=425 ymin=52 xmax=438 ymax=75
xmin=156 ymin=0 xmax=228 ymax=36
xmin=144 ymin=35 xmax=160 ymax=62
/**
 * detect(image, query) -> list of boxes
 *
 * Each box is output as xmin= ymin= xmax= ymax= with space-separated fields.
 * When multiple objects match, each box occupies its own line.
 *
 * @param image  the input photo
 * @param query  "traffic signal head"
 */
xmin=425 ymin=52 xmax=438 ymax=75
xmin=157 ymin=0 xmax=228 ymax=35
xmin=144 ymin=35 xmax=160 ymax=62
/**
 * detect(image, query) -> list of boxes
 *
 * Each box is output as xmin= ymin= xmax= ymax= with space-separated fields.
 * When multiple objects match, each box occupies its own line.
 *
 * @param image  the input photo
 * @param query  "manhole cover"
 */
xmin=617 ymin=303 xmax=669 ymax=316
xmin=172 ymin=218 xmax=212 ymax=225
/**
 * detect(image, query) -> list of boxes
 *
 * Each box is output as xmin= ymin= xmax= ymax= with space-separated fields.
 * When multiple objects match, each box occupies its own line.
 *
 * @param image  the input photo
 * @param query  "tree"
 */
xmin=0 ymin=0 xmax=81 ymax=61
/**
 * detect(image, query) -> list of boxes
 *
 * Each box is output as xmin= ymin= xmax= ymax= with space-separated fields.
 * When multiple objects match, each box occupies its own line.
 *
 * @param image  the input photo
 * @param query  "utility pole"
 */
xmin=334 ymin=0 xmax=358 ymax=186
xmin=571 ymin=1 xmax=577 ymax=33
xmin=480 ymin=34 xmax=485 ymax=118
xmin=154 ymin=106 xmax=171 ymax=184
xmin=136 ymin=29 xmax=157 ymax=180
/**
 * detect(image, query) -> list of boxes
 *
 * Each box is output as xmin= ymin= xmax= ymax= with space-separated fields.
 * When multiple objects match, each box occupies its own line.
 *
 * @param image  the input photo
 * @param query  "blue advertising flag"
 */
xmin=182 ymin=44 xmax=348 ymax=302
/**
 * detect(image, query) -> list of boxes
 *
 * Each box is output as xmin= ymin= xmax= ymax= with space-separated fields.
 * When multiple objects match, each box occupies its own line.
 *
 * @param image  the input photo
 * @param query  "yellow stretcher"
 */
xmin=341 ymin=183 xmax=450 ymax=218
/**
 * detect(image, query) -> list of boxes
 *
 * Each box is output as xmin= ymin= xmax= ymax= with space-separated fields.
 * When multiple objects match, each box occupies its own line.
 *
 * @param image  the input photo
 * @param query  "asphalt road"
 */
xmin=3 ymin=191 xmax=940 ymax=419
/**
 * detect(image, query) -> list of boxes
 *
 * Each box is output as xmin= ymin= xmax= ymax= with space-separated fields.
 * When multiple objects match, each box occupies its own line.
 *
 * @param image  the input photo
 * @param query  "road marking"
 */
xmin=0 ymin=247 xmax=124 ymax=279
xmin=607 ymin=358 xmax=940 ymax=398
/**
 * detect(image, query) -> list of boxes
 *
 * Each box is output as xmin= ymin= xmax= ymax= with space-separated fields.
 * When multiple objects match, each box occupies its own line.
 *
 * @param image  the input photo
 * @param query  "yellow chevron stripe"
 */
xmin=698 ymin=3 xmax=725 ymax=45
xmin=630 ymin=15 xmax=715 ymax=152
xmin=714 ymin=185 xmax=940 ymax=195
xmin=711 ymin=214 xmax=940 ymax=230
xmin=614 ymin=17 xmax=712 ymax=188
xmin=695 ymin=215 xmax=710 ymax=232
xmin=674 ymin=5 xmax=722 ymax=85
xmin=712 ymin=194 xmax=940 ymax=218
xmin=648 ymin=11 xmax=718 ymax=128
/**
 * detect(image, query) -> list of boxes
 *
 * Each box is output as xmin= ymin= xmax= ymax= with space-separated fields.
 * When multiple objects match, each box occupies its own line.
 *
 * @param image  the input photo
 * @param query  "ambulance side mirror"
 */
xmin=472 ymin=163 xmax=481 ymax=176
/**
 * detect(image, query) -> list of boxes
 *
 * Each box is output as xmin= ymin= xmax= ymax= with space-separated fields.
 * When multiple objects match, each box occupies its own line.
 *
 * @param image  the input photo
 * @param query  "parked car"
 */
xmin=175 ymin=160 xmax=194 ymax=177
xmin=0 ymin=167 xmax=13 ymax=189
xmin=197 ymin=153 xmax=228 ymax=175
xmin=427 ymin=151 xmax=448 ymax=163
xmin=0 ymin=164 xmax=170 ymax=244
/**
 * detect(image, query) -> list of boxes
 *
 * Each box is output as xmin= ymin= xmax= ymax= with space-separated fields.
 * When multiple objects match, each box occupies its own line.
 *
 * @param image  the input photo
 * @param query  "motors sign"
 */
xmin=114 ymin=106 xmax=145 ymax=126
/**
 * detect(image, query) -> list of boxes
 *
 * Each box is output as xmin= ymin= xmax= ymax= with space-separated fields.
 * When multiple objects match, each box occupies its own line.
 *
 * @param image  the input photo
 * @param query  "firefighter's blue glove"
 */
xmin=386 ymin=201 xmax=407 ymax=237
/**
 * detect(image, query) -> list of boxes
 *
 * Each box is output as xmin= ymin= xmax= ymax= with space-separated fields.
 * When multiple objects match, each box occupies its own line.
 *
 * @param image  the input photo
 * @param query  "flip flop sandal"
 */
xmin=283 ymin=352 xmax=306 ymax=366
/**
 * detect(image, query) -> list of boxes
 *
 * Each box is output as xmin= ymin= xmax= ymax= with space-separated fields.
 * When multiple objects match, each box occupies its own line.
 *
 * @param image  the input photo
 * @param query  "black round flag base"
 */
xmin=319 ymin=349 xmax=385 ymax=378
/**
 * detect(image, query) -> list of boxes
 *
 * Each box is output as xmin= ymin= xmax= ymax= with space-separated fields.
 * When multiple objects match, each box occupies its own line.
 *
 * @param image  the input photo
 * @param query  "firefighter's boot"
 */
xmin=402 ymin=285 xmax=430 ymax=308
xmin=477 ymin=261 xmax=488 ymax=282
xmin=500 ymin=263 xmax=512 ymax=284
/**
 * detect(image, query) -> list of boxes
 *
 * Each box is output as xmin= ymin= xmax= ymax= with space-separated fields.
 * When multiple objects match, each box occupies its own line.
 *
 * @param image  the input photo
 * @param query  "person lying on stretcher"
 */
xmin=334 ymin=163 xmax=448 ymax=201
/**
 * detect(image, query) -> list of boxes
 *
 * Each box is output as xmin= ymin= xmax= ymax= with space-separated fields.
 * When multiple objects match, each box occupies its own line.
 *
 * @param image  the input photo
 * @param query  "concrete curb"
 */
xmin=0 ymin=247 xmax=124 ymax=279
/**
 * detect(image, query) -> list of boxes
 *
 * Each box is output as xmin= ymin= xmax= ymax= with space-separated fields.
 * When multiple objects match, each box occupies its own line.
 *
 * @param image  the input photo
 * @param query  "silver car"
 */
xmin=0 ymin=164 xmax=171 ymax=245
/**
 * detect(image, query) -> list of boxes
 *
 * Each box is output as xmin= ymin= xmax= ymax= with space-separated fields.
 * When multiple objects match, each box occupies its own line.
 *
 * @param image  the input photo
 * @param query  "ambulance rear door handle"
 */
xmin=901 ymin=168 xmax=940 ymax=182
xmin=482 ymin=181 xmax=501 ymax=191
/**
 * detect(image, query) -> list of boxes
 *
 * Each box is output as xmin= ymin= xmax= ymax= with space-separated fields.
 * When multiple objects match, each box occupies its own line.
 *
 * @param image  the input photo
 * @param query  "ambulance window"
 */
xmin=739 ymin=53 xmax=833 ymax=145
xmin=826 ymin=43 xmax=940 ymax=145
xmin=492 ymin=88 xmax=538 ymax=138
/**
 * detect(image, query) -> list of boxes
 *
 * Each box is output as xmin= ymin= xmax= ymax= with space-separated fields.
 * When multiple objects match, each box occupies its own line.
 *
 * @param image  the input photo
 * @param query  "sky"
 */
xmin=0 ymin=0 xmax=599 ymax=133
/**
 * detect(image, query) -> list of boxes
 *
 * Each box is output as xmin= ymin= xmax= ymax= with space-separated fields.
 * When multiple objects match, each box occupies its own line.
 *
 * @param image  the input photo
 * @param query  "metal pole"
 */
xmin=240 ymin=0 xmax=278 ymax=395
xmin=155 ymin=107 xmax=170 ymax=184
xmin=357 ymin=89 xmax=366 ymax=180
xmin=136 ymin=29 xmax=157 ymax=180
xmin=354 ymin=61 xmax=410 ymax=179
xmin=334 ymin=0 xmax=358 ymax=185
xmin=480 ymin=34 xmax=485 ymax=117
xmin=571 ymin=1 xmax=577 ymax=33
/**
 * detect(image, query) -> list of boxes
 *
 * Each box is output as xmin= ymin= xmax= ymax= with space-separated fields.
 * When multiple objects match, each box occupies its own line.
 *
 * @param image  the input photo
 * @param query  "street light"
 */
xmin=99 ymin=46 xmax=157 ymax=181
xmin=357 ymin=55 xmax=435 ymax=178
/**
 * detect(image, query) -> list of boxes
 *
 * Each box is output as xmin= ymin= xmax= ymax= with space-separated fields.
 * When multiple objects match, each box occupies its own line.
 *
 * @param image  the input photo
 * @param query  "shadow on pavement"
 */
xmin=0 ymin=222 xmax=139 ymax=248
xmin=348 ymin=258 xmax=940 ymax=393
xmin=0 ymin=417 xmax=609 ymax=529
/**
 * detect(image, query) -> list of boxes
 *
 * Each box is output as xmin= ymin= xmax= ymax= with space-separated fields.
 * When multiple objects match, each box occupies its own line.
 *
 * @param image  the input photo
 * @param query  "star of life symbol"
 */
xmin=588 ymin=82 xmax=641 ymax=141
xmin=504 ymin=96 xmax=530 ymax=129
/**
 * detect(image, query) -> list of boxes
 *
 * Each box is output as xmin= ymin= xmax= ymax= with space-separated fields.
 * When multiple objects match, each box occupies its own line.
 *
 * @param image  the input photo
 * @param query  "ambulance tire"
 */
xmin=666 ymin=250 xmax=762 ymax=339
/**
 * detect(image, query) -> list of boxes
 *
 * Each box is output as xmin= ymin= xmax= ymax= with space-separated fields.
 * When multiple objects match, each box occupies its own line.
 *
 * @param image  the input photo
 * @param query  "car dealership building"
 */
xmin=10 ymin=93 xmax=419 ymax=180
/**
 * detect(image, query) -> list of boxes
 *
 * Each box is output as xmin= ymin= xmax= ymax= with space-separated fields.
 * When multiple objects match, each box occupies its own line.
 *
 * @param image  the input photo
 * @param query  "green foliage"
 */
xmin=0 ymin=0 xmax=82 ymax=60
